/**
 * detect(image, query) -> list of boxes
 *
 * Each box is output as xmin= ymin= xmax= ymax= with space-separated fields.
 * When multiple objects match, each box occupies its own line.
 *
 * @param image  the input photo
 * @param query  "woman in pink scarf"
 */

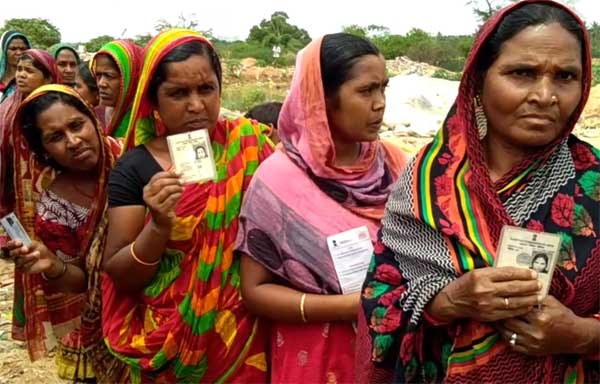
xmin=236 ymin=33 xmax=408 ymax=383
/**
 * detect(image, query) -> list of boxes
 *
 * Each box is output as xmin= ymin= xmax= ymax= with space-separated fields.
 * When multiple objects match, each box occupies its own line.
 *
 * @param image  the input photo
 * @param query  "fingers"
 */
xmin=148 ymin=185 xmax=184 ymax=206
xmin=146 ymin=172 xmax=182 ymax=191
xmin=488 ymin=267 xmax=537 ymax=282
xmin=494 ymin=279 xmax=542 ymax=297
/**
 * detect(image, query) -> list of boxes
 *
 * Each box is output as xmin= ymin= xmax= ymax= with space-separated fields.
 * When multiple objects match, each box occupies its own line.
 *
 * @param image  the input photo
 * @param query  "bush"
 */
xmin=432 ymin=69 xmax=462 ymax=82
xmin=221 ymin=83 xmax=287 ymax=112
xmin=593 ymin=62 xmax=600 ymax=87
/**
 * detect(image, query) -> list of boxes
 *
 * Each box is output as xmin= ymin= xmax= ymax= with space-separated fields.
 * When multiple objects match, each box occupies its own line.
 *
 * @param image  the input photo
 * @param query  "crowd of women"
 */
xmin=0 ymin=0 xmax=598 ymax=382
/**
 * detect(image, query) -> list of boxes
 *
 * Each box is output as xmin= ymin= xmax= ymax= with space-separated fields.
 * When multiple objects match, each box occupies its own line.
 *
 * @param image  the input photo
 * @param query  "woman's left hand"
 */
xmin=5 ymin=240 xmax=60 ymax=275
xmin=497 ymin=295 xmax=592 ymax=356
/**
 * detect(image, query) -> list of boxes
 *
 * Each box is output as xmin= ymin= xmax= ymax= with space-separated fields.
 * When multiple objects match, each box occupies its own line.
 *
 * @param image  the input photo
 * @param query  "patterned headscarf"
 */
xmin=92 ymin=40 xmax=143 ymax=138
xmin=122 ymin=29 xmax=218 ymax=151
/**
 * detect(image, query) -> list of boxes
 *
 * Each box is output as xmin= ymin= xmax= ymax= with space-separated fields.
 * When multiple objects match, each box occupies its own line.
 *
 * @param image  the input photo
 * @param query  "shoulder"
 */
xmin=569 ymin=135 xmax=600 ymax=172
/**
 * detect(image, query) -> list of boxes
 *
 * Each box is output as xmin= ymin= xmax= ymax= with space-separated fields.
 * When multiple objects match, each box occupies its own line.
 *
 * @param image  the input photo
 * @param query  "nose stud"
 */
xmin=551 ymin=95 xmax=558 ymax=105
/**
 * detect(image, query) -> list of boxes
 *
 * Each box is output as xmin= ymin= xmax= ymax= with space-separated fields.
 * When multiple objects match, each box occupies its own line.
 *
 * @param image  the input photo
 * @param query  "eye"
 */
xmin=71 ymin=121 xmax=85 ymax=131
xmin=512 ymin=68 xmax=535 ymax=78
xmin=557 ymin=71 xmax=576 ymax=81
xmin=169 ymin=88 xmax=187 ymax=98
xmin=47 ymin=133 xmax=64 ymax=143
xmin=199 ymin=84 xmax=215 ymax=94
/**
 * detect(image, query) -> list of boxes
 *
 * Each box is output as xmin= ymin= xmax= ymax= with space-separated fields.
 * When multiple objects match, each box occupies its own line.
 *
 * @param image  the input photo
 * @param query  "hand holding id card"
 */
xmin=167 ymin=129 xmax=217 ymax=184
xmin=495 ymin=226 xmax=561 ymax=301
xmin=0 ymin=213 xmax=32 ymax=259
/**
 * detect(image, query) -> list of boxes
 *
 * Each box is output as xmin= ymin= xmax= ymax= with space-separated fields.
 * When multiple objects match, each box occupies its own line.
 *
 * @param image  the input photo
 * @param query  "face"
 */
xmin=16 ymin=58 xmax=49 ymax=95
xmin=532 ymin=256 xmax=547 ymax=272
xmin=6 ymin=38 xmax=28 ymax=67
xmin=326 ymin=54 xmax=388 ymax=144
xmin=155 ymin=54 xmax=220 ymax=134
xmin=196 ymin=146 xmax=207 ymax=158
xmin=94 ymin=54 xmax=121 ymax=107
xmin=481 ymin=23 xmax=583 ymax=150
xmin=74 ymin=73 xmax=99 ymax=107
xmin=56 ymin=50 xmax=78 ymax=84
xmin=37 ymin=102 xmax=101 ymax=171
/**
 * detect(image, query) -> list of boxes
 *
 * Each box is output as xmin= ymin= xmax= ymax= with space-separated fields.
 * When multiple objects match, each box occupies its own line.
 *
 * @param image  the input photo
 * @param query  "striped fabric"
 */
xmin=92 ymin=40 xmax=143 ymax=138
xmin=101 ymin=29 xmax=273 ymax=383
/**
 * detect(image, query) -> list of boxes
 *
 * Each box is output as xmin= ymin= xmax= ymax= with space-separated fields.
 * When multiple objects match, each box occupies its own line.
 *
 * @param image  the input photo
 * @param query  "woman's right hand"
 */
xmin=429 ymin=267 xmax=541 ymax=322
xmin=143 ymin=171 xmax=184 ymax=229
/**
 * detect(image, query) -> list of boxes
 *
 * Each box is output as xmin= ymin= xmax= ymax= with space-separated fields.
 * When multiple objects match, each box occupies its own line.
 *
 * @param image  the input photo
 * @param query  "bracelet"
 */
xmin=41 ymin=259 xmax=67 ymax=281
xmin=129 ymin=241 xmax=160 ymax=266
xmin=300 ymin=293 xmax=308 ymax=323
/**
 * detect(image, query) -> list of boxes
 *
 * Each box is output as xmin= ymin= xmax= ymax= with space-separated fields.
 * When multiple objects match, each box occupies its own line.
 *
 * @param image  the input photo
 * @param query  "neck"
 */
xmin=1 ymin=65 xmax=16 ymax=83
xmin=333 ymin=136 xmax=360 ymax=166
xmin=484 ymin=134 xmax=528 ymax=183
xmin=61 ymin=168 xmax=97 ymax=181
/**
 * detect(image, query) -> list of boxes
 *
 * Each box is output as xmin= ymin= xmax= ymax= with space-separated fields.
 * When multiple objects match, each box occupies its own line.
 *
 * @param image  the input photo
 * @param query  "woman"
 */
xmin=0 ymin=31 xmax=30 ymax=102
xmin=74 ymin=61 xmax=100 ymax=108
xmin=358 ymin=1 xmax=600 ymax=383
xmin=101 ymin=29 xmax=273 ymax=383
xmin=0 ymin=49 xmax=58 ymax=230
xmin=2 ymin=85 xmax=128 ymax=382
xmin=530 ymin=253 xmax=549 ymax=273
xmin=236 ymin=33 xmax=407 ymax=383
xmin=50 ymin=43 xmax=80 ymax=86
xmin=92 ymin=40 xmax=142 ymax=138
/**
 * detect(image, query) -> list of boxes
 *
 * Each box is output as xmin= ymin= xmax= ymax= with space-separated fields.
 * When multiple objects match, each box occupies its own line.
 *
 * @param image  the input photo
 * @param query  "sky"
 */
xmin=1 ymin=0 xmax=599 ymax=44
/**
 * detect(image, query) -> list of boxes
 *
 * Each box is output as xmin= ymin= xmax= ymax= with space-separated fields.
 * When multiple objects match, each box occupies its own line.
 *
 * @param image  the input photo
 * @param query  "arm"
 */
xmin=102 ymin=206 xmax=170 ymax=292
xmin=7 ymin=240 xmax=87 ymax=293
xmin=240 ymin=254 xmax=359 ymax=323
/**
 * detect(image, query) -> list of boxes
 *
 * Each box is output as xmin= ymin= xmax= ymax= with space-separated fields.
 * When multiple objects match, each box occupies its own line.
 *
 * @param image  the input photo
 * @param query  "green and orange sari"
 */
xmin=101 ymin=29 xmax=273 ymax=383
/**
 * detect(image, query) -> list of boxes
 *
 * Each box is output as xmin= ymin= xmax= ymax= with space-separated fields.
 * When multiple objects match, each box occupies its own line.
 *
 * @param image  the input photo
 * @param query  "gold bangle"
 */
xmin=129 ymin=241 xmax=160 ymax=266
xmin=300 ymin=293 xmax=308 ymax=323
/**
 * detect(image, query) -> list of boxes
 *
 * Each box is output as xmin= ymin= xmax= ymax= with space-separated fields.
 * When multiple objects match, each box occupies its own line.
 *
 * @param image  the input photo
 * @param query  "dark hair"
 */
xmin=77 ymin=61 xmax=98 ymax=92
xmin=8 ymin=36 xmax=28 ymax=47
xmin=530 ymin=253 xmax=549 ymax=269
xmin=20 ymin=91 xmax=97 ymax=168
xmin=18 ymin=54 xmax=53 ymax=80
xmin=320 ymin=33 xmax=380 ymax=101
xmin=244 ymin=101 xmax=283 ymax=129
xmin=148 ymin=40 xmax=222 ymax=105
xmin=476 ymin=3 xmax=585 ymax=76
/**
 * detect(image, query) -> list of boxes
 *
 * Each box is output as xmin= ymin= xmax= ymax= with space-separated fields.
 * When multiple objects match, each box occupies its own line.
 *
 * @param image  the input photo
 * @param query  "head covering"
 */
xmin=278 ymin=37 xmax=407 ymax=219
xmin=49 ymin=43 xmax=81 ymax=64
xmin=358 ymin=1 xmax=598 ymax=383
xmin=122 ymin=29 xmax=216 ymax=150
xmin=0 ymin=31 xmax=31 ymax=82
xmin=0 ymin=49 xmax=59 ymax=218
xmin=102 ymin=29 xmax=271 ymax=383
xmin=92 ymin=40 xmax=143 ymax=138
xmin=0 ymin=31 xmax=31 ymax=102
xmin=10 ymin=85 xmax=128 ymax=381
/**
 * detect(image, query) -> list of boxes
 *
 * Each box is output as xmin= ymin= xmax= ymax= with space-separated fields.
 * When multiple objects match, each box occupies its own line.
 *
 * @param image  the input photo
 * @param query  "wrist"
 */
xmin=150 ymin=218 xmax=172 ymax=233
xmin=43 ymin=258 xmax=67 ymax=280
xmin=428 ymin=286 xmax=461 ymax=323
xmin=573 ymin=316 xmax=600 ymax=355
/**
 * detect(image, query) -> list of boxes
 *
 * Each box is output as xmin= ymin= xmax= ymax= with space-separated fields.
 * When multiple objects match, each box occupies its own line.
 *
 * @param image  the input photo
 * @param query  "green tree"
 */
xmin=342 ymin=25 xmax=367 ymax=38
xmin=0 ymin=18 xmax=61 ymax=49
xmin=247 ymin=12 xmax=311 ymax=52
xmin=154 ymin=13 xmax=214 ymax=39
xmin=589 ymin=22 xmax=600 ymax=58
xmin=467 ymin=0 xmax=510 ymax=24
xmin=132 ymin=33 xmax=153 ymax=47
xmin=85 ymin=35 xmax=115 ymax=52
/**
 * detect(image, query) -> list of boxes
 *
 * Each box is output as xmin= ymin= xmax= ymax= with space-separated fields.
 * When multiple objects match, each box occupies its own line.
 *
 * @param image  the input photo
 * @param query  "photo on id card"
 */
xmin=166 ymin=129 xmax=217 ymax=184
xmin=495 ymin=225 xmax=561 ymax=301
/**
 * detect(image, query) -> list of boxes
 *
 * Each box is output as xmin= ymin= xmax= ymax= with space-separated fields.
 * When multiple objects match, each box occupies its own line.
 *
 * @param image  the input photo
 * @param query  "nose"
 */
xmin=187 ymin=93 xmax=205 ymax=113
xmin=373 ymin=89 xmax=386 ymax=111
xmin=65 ymin=131 xmax=82 ymax=148
xmin=97 ymin=76 xmax=108 ymax=89
xmin=529 ymin=76 xmax=556 ymax=107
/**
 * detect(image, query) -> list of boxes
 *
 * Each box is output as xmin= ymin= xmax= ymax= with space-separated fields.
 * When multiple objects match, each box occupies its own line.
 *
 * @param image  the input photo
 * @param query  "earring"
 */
xmin=474 ymin=95 xmax=488 ymax=140
xmin=152 ymin=110 xmax=162 ymax=121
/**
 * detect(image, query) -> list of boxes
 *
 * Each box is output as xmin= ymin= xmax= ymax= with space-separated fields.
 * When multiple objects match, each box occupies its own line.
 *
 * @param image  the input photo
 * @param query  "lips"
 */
xmin=72 ymin=148 xmax=93 ymax=161
xmin=521 ymin=113 xmax=555 ymax=123
xmin=185 ymin=119 xmax=211 ymax=130
xmin=99 ymin=92 xmax=111 ymax=100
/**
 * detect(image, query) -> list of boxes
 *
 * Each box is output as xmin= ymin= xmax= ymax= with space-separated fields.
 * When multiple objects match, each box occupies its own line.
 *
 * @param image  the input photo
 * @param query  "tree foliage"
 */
xmin=85 ymin=35 xmax=115 ymax=52
xmin=0 ymin=18 xmax=61 ymax=49
xmin=247 ymin=12 xmax=311 ymax=52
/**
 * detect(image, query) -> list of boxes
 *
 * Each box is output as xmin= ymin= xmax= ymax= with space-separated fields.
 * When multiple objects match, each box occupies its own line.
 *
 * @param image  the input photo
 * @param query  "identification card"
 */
xmin=326 ymin=226 xmax=374 ymax=294
xmin=496 ymin=225 xmax=561 ymax=300
xmin=0 ymin=212 xmax=32 ymax=248
xmin=166 ymin=129 xmax=217 ymax=184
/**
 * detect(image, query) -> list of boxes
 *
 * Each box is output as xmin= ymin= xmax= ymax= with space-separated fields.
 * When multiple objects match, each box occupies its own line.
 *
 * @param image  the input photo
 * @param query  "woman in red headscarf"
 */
xmin=0 ymin=50 xmax=59 ymax=239
xmin=357 ymin=1 xmax=600 ymax=383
